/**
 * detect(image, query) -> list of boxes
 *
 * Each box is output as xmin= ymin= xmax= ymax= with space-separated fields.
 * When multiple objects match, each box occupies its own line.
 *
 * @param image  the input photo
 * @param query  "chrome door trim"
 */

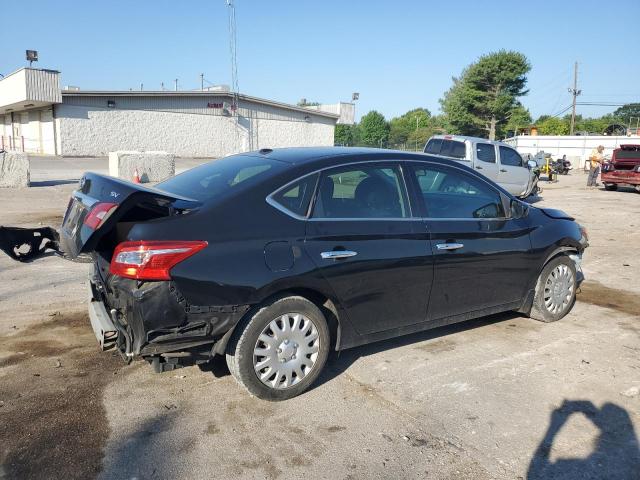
xmin=265 ymin=157 xmax=512 ymax=222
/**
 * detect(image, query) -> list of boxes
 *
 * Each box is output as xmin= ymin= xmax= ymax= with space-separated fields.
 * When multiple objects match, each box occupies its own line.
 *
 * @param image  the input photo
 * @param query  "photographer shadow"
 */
xmin=527 ymin=400 xmax=640 ymax=479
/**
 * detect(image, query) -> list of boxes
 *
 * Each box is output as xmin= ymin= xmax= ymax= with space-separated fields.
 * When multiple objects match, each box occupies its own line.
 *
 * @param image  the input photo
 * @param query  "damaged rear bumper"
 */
xmin=88 ymin=261 xmax=250 ymax=371
xmin=601 ymin=171 xmax=640 ymax=186
xmin=88 ymin=286 xmax=118 ymax=351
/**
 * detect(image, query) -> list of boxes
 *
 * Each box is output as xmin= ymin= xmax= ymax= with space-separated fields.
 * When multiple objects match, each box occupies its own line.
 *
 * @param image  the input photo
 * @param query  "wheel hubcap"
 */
xmin=253 ymin=313 xmax=320 ymax=389
xmin=543 ymin=264 xmax=575 ymax=315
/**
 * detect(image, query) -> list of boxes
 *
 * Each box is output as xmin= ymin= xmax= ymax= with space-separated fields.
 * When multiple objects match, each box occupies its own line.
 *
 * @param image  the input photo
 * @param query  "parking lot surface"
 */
xmin=1 ymin=158 xmax=639 ymax=479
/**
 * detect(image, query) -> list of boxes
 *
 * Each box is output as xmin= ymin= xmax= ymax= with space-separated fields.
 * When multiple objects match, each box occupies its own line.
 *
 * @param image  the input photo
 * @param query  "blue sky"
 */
xmin=1 ymin=0 xmax=638 ymax=121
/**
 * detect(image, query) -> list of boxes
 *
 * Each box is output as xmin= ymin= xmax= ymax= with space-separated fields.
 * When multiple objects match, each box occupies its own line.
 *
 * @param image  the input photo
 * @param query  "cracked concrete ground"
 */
xmin=0 ymin=158 xmax=639 ymax=479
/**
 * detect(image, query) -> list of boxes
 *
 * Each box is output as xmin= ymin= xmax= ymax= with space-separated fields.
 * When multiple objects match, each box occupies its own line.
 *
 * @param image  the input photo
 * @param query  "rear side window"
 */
xmin=476 ymin=143 xmax=496 ymax=163
xmin=157 ymin=155 xmax=282 ymax=202
xmin=313 ymin=164 xmax=409 ymax=219
xmin=424 ymin=138 xmax=443 ymax=154
xmin=499 ymin=147 xmax=523 ymax=167
xmin=411 ymin=165 xmax=505 ymax=219
xmin=270 ymin=174 xmax=318 ymax=218
xmin=440 ymin=140 xmax=466 ymax=159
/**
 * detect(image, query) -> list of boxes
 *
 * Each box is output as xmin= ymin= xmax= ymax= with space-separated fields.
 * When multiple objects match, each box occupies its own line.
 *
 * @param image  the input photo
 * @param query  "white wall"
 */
xmin=505 ymin=135 xmax=640 ymax=169
xmin=0 ymin=108 xmax=56 ymax=154
xmin=56 ymin=105 xmax=335 ymax=157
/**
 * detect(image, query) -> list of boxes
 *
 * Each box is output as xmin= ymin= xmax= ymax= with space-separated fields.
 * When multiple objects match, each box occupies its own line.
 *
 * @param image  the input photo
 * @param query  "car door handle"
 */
xmin=321 ymin=250 xmax=358 ymax=260
xmin=475 ymin=166 xmax=483 ymax=170
xmin=436 ymin=243 xmax=464 ymax=251
xmin=500 ymin=169 xmax=507 ymax=172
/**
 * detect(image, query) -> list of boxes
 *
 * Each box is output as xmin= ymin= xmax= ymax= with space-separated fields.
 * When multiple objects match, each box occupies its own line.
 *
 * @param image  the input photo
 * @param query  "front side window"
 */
xmin=499 ymin=146 xmax=523 ymax=167
xmin=313 ymin=164 xmax=409 ymax=219
xmin=411 ymin=164 xmax=505 ymax=219
xmin=476 ymin=143 xmax=496 ymax=163
xmin=270 ymin=174 xmax=318 ymax=217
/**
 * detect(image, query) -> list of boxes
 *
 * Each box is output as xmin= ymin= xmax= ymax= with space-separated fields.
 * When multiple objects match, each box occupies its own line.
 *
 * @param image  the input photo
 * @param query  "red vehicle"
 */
xmin=601 ymin=144 xmax=640 ymax=192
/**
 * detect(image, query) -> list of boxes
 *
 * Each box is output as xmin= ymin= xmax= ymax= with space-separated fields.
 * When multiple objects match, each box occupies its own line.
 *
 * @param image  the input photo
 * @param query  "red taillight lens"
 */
xmin=110 ymin=241 xmax=208 ymax=280
xmin=83 ymin=202 xmax=118 ymax=230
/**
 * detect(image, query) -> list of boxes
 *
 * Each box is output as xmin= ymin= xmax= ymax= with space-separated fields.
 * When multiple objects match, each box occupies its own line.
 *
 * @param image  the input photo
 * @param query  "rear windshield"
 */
xmin=440 ymin=140 xmax=466 ymax=159
xmin=615 ymin=149 xmax=640 ymax=160
xmin=424 ymin=138 xmax=466 ymax=159
xmin=157 ymin=155 xmax=284 ymax=202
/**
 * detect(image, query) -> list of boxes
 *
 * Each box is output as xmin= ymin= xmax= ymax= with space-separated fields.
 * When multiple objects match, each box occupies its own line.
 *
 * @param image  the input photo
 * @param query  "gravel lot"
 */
xmin=1 ymin=157 xmax=639 ymax=480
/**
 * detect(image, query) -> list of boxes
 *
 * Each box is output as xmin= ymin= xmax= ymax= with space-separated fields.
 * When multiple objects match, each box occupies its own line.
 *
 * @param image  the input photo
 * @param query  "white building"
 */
xmin=505 ymin=134 xmax=640 ymax=169
xmin=0 ymin=68 xmax=339 ymax=157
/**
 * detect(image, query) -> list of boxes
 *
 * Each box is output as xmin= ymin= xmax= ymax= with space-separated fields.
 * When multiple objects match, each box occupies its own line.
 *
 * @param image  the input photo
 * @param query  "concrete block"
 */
xmin=108 ymin=151 xmax=175 ymax=183
xmin=0 ymin=151 xmax=30 ymax=188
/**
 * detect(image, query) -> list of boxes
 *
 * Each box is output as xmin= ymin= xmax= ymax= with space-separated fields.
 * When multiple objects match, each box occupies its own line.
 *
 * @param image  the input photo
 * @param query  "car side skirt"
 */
xmin=336 ymin=300 xmax=523 ymax=351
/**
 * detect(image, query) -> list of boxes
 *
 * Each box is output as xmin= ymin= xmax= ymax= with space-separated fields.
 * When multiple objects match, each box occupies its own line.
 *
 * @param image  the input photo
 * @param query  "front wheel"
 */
xmin=226 ymin=296 xmax=330 ymax=401
xmin=530 ymin=256 xmax=577 ymax=323
xmin=604 ymin=183 xmax=618 ymax=191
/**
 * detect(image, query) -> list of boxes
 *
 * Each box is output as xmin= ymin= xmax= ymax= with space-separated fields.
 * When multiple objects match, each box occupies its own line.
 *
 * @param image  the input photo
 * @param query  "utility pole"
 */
xmin=174 ymin=79 xmax=178 ymax=92
xmin=569 ymin=62 xmax=581 ymax=135
xmin=200 ymin=73 xmax=204 ymax=91
xmin=415 ymin=115 xmax=419 ymax=151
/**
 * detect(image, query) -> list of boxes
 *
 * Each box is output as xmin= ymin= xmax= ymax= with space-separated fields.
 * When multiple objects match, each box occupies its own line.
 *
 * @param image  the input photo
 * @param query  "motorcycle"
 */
xmin=555 ymin=156 xmax=572 ymax=175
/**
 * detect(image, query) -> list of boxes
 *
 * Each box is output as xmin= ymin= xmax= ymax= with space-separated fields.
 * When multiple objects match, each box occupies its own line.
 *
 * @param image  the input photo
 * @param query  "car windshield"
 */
xmin=156 ymin=155 xmax=284 ymax=202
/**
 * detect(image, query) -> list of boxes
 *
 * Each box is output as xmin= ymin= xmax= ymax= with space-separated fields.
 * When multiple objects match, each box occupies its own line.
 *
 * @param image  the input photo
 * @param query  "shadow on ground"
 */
xmin=201 ymin=311 xmax=520 ymax=390
xmin=527 ymin=400 xmax=640 ymax=479
xmin=29 ymin=179 xmax=80 ymax=187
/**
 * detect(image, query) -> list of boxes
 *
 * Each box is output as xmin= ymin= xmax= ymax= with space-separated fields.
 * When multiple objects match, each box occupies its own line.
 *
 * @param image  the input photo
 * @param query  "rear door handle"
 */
xmin=436 ymin=243 xmax=464 ymax=251
xmin=500 ymin=169 xmax=507 ymax=173
xmin=475 ymin=166 xmax=483 ymax=170
xmin=321 ymin=250 xmax=358 ymax=260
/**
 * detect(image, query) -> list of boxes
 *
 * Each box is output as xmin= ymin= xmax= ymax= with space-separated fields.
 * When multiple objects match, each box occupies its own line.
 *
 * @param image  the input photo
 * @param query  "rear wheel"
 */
xmin=226 ymin=296 xmax=330 ymax=401
xmin=604 ymin=183 xmax=618 ymax=191
xmin=530 ymin=255 xmax=577 ymax=323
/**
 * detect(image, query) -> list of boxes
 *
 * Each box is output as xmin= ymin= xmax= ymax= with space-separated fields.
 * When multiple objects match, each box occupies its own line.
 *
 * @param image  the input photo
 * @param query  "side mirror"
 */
xmin=511 ymin=199 xmax=529 ymax=219
xmin=527 ymin=160 xmax=537 ymax=169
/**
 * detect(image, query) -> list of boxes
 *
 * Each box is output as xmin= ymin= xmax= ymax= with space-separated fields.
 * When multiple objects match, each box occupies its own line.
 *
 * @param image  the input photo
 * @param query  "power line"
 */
xmin=576 ymin=102 xmax=629 ymax=107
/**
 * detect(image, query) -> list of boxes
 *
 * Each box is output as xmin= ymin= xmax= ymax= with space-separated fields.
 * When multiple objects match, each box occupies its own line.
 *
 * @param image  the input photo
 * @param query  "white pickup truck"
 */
xmin=424 ymin=135 xmax=537 ymax=197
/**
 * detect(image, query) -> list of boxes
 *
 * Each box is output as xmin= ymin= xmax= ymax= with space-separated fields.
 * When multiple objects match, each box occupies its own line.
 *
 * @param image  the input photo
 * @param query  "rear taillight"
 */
xmin=84 ymin=202 xmax=118 ymax=230
xmin=110 ymin=240 xmax=207 ymax=280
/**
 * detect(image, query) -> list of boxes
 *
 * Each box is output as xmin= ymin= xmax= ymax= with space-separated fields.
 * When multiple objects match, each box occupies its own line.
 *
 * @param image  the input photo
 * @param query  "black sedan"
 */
xmin=60 ymin=147 xmax=588 ymax=400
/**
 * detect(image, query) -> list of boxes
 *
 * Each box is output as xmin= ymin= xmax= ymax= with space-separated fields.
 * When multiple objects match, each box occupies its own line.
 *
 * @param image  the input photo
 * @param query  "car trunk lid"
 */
xmin=60 ymin=173 xmax=201 ymax=259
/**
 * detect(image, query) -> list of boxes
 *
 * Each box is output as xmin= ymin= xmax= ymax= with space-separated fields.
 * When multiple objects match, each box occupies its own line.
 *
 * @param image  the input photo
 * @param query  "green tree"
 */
xmin=440 ymin=50 xmax=531 ymax=140
xmin=504 ymin=105 xmax=532 ymax=137
xmin=334 ymin=124 xmax=358 ymax=146
xmin=297 ymin=99 xmax=320 ymax=107
xmin=359 ymin=110 xmax=390 ymax=147
xmin=613 ymin=103 xmax=640 ymax=121
xmin=537 ymin=117 xmax=569 ymax=135
xmin=389 ymin=108 xmax=431 ymax=147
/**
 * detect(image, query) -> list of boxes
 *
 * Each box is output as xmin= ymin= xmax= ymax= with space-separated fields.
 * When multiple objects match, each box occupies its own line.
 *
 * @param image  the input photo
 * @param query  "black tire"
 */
xmin=604 ymin=184 xmax=617 ymax=191
xmin=225 ymin=295 xmax=330 ymax=401
xmin=530 ymin=255 xmax=577 ymax=323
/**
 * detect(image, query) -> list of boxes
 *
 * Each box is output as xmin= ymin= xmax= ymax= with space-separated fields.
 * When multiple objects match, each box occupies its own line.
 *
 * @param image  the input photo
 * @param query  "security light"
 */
xmin=26 ymin=50 xmax=38 ymax=66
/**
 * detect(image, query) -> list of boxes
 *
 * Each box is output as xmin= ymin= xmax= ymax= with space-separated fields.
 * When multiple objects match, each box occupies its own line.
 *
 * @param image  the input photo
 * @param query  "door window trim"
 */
xmin=266 ymin=159 xmax=511 ymax=221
